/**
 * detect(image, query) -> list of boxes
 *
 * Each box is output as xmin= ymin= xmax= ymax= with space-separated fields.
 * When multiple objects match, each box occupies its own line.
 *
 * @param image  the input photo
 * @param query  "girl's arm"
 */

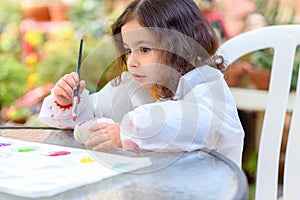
xmin=38 ymin=88 xmax=94 ymax=128
xmin=119 ymin=81 xmax=244 ymax=167
xmin=38 ymin=71 xmax=155 ymax=129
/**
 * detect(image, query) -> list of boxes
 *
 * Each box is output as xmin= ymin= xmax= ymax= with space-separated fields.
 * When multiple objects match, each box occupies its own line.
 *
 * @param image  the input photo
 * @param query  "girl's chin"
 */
xmin=138 ymin=83 xmax=154 ymax=89
xmin=132 ymin=78 xmax=155 ymax=88
xmin=134 ymin=80 xmax=155 ymax=89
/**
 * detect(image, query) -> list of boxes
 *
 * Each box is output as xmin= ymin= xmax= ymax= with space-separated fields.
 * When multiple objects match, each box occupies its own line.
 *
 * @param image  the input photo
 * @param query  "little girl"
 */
xmin=38 ymin=0 xmax=244 ymax=167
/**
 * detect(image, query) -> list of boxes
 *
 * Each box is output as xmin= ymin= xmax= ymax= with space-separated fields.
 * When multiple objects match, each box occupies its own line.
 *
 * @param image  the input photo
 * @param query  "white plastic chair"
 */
xmin=216 ymin=25 xmax=300 ymax=200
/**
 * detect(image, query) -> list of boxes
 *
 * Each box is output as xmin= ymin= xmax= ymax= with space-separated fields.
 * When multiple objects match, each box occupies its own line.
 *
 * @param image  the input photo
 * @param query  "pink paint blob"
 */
xmin=48 ymin=151 xmax=71 ymax=156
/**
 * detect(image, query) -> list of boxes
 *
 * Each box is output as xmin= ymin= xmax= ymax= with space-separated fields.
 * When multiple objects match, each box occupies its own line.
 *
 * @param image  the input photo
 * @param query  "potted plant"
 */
xmin=21 ymin=0 xmax=51 ymax=21
xmin=243 ymin=0 xmax=298 ymax=90
xmin=48 ymin=0 xmax=69 ymax=22
xmin=247 ymin=43 xmax=300 ymax=91
xmin=246 ymin=49 xmax=273 ymax=90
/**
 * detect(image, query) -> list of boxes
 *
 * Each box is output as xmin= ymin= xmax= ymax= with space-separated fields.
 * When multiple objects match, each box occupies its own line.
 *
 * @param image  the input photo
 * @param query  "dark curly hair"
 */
xmin=110 ymin=0 xmax=226 ymax=98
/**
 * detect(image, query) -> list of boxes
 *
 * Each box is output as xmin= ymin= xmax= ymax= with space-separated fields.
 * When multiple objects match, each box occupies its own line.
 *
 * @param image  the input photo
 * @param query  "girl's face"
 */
xmin=121 ymin=19 xmax=165 ymax=88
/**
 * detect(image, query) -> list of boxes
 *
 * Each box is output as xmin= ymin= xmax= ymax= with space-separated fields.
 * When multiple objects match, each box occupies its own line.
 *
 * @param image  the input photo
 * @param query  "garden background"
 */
xmin=0 ymin=1 xmax=300 ymax=199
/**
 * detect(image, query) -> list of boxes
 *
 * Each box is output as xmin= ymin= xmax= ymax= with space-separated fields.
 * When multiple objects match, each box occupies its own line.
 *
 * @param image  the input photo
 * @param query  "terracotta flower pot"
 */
xmin=22 ymin=4 xmax=51 ymax=21
xmin=224 ymin=61 xmax=246 ymax=87
xmin=245 ymin=66 xmax=271 ymax=90
xmin=48 ymin=2 xmax=69 ymax=21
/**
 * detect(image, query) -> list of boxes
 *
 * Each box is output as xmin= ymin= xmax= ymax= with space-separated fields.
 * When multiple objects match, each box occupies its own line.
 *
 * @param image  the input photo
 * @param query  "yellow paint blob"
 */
xmin=80 ymin=157 xmax=95 ymax=163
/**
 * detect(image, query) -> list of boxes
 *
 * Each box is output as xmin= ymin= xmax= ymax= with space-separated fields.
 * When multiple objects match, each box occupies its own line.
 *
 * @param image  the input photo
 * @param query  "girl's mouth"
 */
xmin=132 ymin=73 xmax=146 ymax=80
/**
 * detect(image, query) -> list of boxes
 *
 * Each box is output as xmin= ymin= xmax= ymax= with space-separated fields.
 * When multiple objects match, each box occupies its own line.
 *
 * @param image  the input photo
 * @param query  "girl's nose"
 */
xmin=127 ymin=51 xmax=139 ymax=69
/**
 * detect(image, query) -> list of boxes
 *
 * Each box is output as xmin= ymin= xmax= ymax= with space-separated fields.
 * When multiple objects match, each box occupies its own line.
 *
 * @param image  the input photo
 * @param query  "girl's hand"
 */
xmin=52 ymin=72 xmax=86 ymax=106
xmin=85 ymin=123 xmax=122 ymax=150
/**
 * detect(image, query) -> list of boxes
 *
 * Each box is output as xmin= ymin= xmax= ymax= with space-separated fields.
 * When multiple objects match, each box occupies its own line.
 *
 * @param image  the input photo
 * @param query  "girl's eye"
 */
xmin=140 ymin=47 xmax=151 ymax=53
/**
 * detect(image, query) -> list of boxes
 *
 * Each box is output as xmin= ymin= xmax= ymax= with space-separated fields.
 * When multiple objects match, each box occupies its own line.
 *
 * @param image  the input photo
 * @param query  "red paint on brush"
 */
xmin=72 ymin=116 xmax=76 ymax=121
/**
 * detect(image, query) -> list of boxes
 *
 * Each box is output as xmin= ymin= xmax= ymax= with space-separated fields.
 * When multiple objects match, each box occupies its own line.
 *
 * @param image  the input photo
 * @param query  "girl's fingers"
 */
xmin=89 ymin=122 xmax=110 ymax=131
xmin=52 ymin=72 xmax=85 ymax=105
xmin=65 ymin=73 xmax=79 ymax=91
xmin=70 ymin=72 xmax=79 ymax=81
xmin=92 ymin=140 xmax=117 ymax=151
xmin=52 ymin=72 xmax=86 ymax=106
xmin=85 ymin=131 xmax=109 ymax=146
xmin=57 ymin=79 xmax=74 ymax=98
xmin=85 ymin=123 xmax=121 ymax=149
xmin=79 ymin=80 xmax=86 ymax=94
xmin=53 ymin=74 xmax=77 ymax=98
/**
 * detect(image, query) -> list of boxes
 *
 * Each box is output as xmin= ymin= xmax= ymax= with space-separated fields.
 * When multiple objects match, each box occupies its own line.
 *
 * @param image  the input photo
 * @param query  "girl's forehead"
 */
xmin=121 ymin=19 xmax=156 ymax=46
xmin=121 ymin=29 xmax=156 ymax=47
xmin=121 ymin=19 xmax=143 ymax=32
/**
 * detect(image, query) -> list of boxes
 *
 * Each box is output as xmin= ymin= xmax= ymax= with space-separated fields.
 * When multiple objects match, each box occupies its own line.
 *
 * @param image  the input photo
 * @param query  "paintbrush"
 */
xmin=72 ymin=38 xmax=83 ymax=121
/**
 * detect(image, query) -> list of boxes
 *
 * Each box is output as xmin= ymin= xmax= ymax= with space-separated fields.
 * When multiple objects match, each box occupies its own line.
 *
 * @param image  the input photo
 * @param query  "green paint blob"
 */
xmin=18 ymin=148 xmax=36 ymax=152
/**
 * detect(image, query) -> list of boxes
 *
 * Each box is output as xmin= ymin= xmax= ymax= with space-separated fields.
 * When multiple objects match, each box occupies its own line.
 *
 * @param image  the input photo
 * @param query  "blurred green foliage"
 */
xmin=0 ymin=56 xmax=28 ymax=109
xmin=0 ymin=0 xmax=24 ymax=27
xmin=0 ymin=0 xmax=118 ymax=123
xmin=67 ymin=0 xmax=107 ymax=38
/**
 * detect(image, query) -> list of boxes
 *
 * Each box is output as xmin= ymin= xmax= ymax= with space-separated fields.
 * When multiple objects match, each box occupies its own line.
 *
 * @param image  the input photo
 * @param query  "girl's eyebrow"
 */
xmin=123 ymin=40 xmax=154 ymax=47
xmin=135 ymin=40 xmax=153 ymax=45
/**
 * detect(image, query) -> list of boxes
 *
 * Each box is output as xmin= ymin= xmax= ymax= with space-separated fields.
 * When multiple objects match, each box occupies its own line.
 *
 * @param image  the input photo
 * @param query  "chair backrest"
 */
xmin=216 ymin=25 xmax=300 ymax=200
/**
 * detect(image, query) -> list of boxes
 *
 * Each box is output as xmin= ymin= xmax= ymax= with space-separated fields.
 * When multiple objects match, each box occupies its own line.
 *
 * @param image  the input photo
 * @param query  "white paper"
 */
xmin=0 ymin=136 xmax=151 ymax=198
